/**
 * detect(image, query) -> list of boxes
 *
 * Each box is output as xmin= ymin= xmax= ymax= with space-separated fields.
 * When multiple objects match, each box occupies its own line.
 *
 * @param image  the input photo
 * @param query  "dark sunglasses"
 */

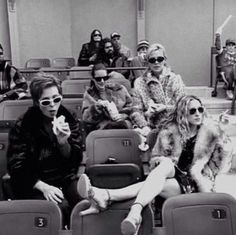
xmin=39 ymin=95 xmax=62 ymax=107
xmin=148 ymin=56 xmax=165 ymax=64
xmin=94 ymin=34 xmax=101 ymax=37
xmin=189 ymin=107 xmax=204 ymax=115
xmin=94 ymin=76 xmax=109 ymax=82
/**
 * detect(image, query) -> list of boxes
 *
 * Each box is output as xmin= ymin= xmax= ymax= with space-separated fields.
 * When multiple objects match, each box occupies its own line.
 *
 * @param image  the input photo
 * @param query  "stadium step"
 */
xmin=185 ymin=86 xmax=235 ymax=114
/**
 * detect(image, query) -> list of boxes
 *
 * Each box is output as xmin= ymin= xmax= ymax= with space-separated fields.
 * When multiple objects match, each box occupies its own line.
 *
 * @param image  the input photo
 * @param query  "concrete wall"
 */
xmin=146 ymin=0 xmax=213 ymax=86
xmin=71 ymin=0 xmax=136 ymax=63
xmin=0 ymin=0 xmax=11 ymax=60
xmin=16 ymin=0 xmax=72 ymax=67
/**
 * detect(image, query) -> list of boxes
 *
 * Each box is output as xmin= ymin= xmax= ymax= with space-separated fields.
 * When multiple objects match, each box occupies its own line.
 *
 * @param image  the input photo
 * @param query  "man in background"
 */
xmin=0 ymin=43 xmax=28 ymax=102
xmin=110 ymin=32 xmax=133 ymax=61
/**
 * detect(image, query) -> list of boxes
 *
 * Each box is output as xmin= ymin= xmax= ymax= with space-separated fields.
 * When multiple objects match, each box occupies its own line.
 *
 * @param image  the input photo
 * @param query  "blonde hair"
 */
xmin=146 ymin=43 xmax=167 ymax=60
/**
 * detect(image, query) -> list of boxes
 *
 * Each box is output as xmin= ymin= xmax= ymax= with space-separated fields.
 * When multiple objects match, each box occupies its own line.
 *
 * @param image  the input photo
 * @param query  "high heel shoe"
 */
xmin=77 ymin=174 xmax=111 ymax=215
xmin=120 ymin=202 xmax=143 ymax=235
xmin=121 ymin=215 xmax=142 ymax=235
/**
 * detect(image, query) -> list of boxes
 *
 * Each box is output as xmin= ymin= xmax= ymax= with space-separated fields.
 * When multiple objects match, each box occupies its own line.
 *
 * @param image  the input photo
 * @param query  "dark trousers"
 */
xmin=14 ymin=179 xmax=82 ymax=228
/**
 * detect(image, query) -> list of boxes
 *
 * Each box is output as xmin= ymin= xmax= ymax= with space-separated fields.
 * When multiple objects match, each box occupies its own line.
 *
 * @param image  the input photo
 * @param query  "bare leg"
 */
xmin=120 ymin=158 xmax=177 ymax=234
xmin=109 ymin=182 xmax=144 ymax=201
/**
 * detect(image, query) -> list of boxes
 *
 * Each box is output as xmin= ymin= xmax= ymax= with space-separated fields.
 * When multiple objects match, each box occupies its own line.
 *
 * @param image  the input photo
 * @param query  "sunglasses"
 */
xmin=189 ymin=107 xmax=204 ymax=115
xmin=39 ymin=95 xmax=62 ymax=107
xmin=148 ymin=56 xmax=165 ymax=64
xmin=94 ymin=34 xmax=101 ymax=37
xmin=94 ymin=76 xmax=109 ymax=82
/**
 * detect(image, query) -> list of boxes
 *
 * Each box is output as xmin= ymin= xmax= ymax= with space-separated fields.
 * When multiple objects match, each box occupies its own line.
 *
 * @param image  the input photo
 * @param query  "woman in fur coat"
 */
xmin=77 ymin=95 xmax=233 ymax=235
xmin=7 ymin=73 xmax=83 ymax=226
xmin=82 ymin=63 xmax=133 ymax=134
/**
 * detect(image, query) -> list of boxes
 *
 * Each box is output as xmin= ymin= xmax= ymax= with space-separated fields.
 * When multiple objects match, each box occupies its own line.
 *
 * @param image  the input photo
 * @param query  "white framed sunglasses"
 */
xmin=39 ymin=95 xmax=62 ymax=107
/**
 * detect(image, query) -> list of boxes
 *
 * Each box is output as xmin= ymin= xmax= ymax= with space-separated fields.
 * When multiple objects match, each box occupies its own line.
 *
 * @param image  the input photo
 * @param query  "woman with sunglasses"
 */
xmin=7 ymin=72 xmax=83 ymax=227
xmin=78 ymin=29 xmax=103 ymax=66
xmin=131 ymin=43 xmax=185 ymax=138
xmin=82 ymin=63 xmax=133 ymax=133
xmin=77 ymin=95 xmax=232 ymax=235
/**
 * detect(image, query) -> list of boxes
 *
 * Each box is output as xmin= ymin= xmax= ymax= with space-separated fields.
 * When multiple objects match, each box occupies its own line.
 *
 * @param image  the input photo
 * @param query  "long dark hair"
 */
xmin=96 ymin=37 xmax=121 ymax=62
xmin=90 ymin=29 xmax=103 ymax=43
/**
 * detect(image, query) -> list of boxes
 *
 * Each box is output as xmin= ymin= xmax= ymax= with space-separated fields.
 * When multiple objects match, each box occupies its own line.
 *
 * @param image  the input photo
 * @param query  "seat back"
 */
xmin=85 ymin=129 xmax=143 ymax=188
xmin=0 ymin=200 xmax=62 ymax=235
xmin=157 ymin=192 xmax=236 ymax=235
xmin=71 ymin=199 xmax=154 ymax=235
xmin=39 ymin=67 xmax=68 ymax=81
xmin=25 ymin=58 xmax=51 ymax=69
xmin=0 ymin=98 xmax=83 ymax=120
xmin=52 ymin=57 xmax=76 ymax=68
xmin=69 ymin=66 xmax=92 ymax=79
xmin=0 ymin=99 xmax=33 ymax=120
xmin=62 ymin=79 xmax=90 ymax=96
xmin=0 ymin=131 xmax=9 ymax=200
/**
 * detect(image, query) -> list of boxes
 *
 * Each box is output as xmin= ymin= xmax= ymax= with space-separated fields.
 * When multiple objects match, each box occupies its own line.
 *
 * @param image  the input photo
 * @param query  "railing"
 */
xmin=19 ymin=66 xmax=147 ymax=73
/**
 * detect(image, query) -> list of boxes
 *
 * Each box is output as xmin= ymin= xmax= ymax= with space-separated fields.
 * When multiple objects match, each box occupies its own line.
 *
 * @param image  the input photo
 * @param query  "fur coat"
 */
xmin=151 ymin=118 xmax=233 ymax=192
xmin=82 ymin=83 xmax=133 ymax=125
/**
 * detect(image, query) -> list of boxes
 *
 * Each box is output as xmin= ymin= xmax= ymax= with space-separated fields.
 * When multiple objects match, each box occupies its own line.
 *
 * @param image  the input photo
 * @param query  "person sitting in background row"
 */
xmin=82 ymin=63 xmax=133 ymax=134
xmin=110 ymin=31 xmax=133 ymax=61
xmin=129 ymin=39 xmax=150 ymax=87
xmin=77 ymin=29 xmax=103 ymax=66
xmin=215 ymin=27 xmax=236 ymax=100
xmin=96 ymin=37 xmax=130 ymax=79
xmin=7 ymin=73 xmax=83 ymax=227
xmin=77 ymin=95 xmax=233 ymax=235
xmin=0 ymin=43 xmax=28 ymax=102
xmin=131 ymin=43 xmax=185 ymax=139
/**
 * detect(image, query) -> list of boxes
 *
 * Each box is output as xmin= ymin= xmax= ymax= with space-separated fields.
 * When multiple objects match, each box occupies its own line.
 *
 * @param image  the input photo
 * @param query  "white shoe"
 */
xmin=226 ymin=90 xmax=233 ymax=100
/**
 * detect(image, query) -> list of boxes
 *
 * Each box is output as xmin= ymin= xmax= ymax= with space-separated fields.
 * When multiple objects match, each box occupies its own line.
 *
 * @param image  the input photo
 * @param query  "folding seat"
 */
xmin=85 ymin=129 xmax=144 ymax=188
xmin=154 ymin=192 xmax=236 ymax=235
xmin=62 ymin=79 xmax=90 ymax=98
xmin=71 ymin=129 xmax=155 ymax=234
xmin=69 ymin=66 xmax=92 ymax=80
xmin=39 ymin=67 xmax=68 ymax=81
xmin=0 ymin=200 xmax=63 ymax=235
xmin=0 ymin=131 xmax=9 ymax=200
xmin=52 ymin=57 xmax=76 ymax=68
xmin=0 ymin=99 xmax=33 ymax=120
xmin=70 ymin=199 xmax=154 ymax=235
xmin=25 ymin=58 xmax=51 ymax=69
xmin=0 ymin=98 xmax=83 ymax=121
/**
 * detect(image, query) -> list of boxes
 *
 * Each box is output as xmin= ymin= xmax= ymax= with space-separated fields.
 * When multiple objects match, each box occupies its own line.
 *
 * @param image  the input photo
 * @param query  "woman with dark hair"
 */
xmin=7 ymin=72 xmax=83 ymax=226
xmin=78 ymin=29 xmax=103 ymax=66
xmin=82 ymin=63 xmax=133 ymax=133
xmin=77 ymin=95 xmax=232 ymax=235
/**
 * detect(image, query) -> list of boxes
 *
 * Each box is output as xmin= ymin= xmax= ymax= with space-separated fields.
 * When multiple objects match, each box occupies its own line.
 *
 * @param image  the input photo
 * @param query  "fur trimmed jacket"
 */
xmin=7 ymin=105 xmax=83 ymax=198
xmin=151 ymin=118 xmax=233 ymax=192
xmin=82 ymin=83 xmax=133 ymax=126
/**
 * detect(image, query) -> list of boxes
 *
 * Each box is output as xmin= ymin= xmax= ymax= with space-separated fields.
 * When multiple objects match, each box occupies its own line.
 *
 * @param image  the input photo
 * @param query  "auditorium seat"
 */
xmin=70 ymin=199 xmax=154 ymax=235
xmin=52 ymin=57 xmax=76 ymax=68
xmin=69 ymin=66 xmax=92 ymax=79
xmin=0 ymin=200 xmax=63 ymax=235
xmin=0 ymin=132 xmax=9 ymax=200
xmin=85 ymin=129 xmax=144 ymax=189
xmin=25 ymin=58 xmax=51 ymax=69
xmin=154 ymin=192 xmax=236 ymax=235
xmin=62 ymin=79 xmax=90 ymax=97
xmin=39 ymin=67 xmax=68 ymax=81
xmin=0 ymin=98 xmax=83 ymax=120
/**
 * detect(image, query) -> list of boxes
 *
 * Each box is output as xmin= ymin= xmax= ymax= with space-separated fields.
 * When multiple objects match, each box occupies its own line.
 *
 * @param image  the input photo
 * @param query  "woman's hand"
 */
xmin=34 ymin=181 xmax=64 ymax=204
xmin=52 ymin=116 xmax=71 ymax=145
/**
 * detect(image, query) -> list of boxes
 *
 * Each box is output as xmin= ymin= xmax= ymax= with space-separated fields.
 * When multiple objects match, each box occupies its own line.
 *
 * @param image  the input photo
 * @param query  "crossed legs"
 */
xmin=77 ymin=157 xmax=181 ymax=235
